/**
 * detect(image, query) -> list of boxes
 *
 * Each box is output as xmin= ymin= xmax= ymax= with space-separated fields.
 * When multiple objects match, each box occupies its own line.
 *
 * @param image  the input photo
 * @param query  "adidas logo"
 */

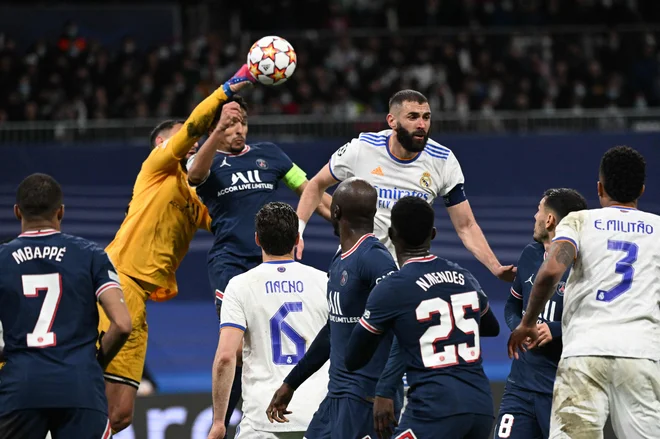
xmin=371 ymin=166 xmax=384 ymax=176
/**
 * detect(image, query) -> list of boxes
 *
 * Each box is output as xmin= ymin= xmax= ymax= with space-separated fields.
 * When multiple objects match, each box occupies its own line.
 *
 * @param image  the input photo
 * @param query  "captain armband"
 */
xmin=283 ymin=163 xmax=307 ymax=191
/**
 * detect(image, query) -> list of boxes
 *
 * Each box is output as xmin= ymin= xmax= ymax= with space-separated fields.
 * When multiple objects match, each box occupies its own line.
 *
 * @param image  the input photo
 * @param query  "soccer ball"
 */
xmin=247 ymin=36 xmax=297 ymax=86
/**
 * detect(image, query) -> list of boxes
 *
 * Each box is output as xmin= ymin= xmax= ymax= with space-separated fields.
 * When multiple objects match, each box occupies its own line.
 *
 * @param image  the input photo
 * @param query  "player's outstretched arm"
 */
xmin=447 ymin=201 xmax=516 ymax=282
xmin=291 ymin=179 xmax=333 ymax=222
xmin=97 ymin=287 xmax=132 ymax=369
xmin=187 ymin=101 xmax=245 ymax=185
xmin=296 ymin=164 xmax=339 ymax=259
xmin=147 ymin=65 xmax=255 ymax=172
xmin=508 ymin=240 xmax=575 ymax=359
xmin=208 ymin=327 xmax=244 ymax=439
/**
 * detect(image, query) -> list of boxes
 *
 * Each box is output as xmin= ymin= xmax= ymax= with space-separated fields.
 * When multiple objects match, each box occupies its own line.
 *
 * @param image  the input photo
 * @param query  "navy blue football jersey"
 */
xmin=327 ymin=234 xmax=397 ymax=401
xmin=0 ymin=229 xmax=118 ymax=415
xmin=192 ymin=142 xmax=295 ymax=260
xmin=359 ymin=255 xmax=493 ymax=421
xmin=506 ymin=241 xmax=566 ymax=395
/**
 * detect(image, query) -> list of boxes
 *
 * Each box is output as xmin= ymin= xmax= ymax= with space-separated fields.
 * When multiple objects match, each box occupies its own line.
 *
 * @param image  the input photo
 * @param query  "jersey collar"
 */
xmin=608 ymin=205 xmax=637 ymax=211
xmin=217 ymin=145 xmax=251 ymax=156
xmin=341 ymin=233 xmax=375 ymax=259
xmin=403 ymin=254 xmax=438 ymax=265
xmin=386 ymin=135 xmax=421 ymax=164
xmin=19 ymin=228 xmax=60 ymax=238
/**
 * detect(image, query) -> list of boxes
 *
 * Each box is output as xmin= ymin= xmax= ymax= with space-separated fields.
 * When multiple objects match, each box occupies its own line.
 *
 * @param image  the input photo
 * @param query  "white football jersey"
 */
xmin=220 ymin=261 xmax=329 ymax=432
xmin=329 ymin=129 xmax=465 ymax=256
xmin=554 ymin=207 xmax=660 ymax=360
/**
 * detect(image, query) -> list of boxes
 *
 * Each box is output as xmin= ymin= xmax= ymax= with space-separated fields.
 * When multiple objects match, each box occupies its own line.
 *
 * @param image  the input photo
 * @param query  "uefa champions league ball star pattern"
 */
xmin=247 ymin=36 xmax=297 ymax=86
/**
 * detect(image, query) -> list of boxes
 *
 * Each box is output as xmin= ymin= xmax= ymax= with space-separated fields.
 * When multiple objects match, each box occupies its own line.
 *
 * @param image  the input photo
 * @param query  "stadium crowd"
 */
xmin=1 ymin=0 xmax=659 ymax=122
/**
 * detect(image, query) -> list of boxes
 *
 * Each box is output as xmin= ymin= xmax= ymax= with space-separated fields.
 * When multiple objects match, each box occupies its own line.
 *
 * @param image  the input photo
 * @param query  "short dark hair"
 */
xmin=391 ymin=196 xmax=434 ymax=247
xmin=255 ymin=202 xmax=298 ymax=256
xmin=599 ymin=145 xmax=646 ymax=204
xmin=389 ymin=90 xmax=428 ymax=110
xmin=16 ymin=173 xmax=63 ymax=221
xmin=543 ymin=188 xmax=588 ymax=221
xmin=149 ymin=119 xmax=185 ymax=149
xmin=211 ymin=95 xmax=249 ymax=131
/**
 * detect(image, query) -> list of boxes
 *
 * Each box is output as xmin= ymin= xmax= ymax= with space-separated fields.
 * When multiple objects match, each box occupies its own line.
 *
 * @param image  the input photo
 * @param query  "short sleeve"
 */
xmin=359 ymin=280 xmax=399 ymax=335
xmin=91 ymin=248 xmax=122 ymax=302
xmin=272 ymin=144 xmax=295 ymax=178
xmin=219 ymin=278 xmax=247 ymax=331
xmin=360 ymin=246 xmax=398 ymax=290
xmin=464 ymin=270 xmax=490 ymax=317
xmin=554 ymin=211 xmax=585 ymax=256
xmin=437 ymin=151 xmax=466 ymax=197
xmin=328 ymin=138 xmax=360 ymax=182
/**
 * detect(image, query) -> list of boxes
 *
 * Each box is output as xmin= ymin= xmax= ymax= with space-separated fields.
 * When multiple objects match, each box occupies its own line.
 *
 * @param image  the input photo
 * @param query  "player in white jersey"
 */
xmin=296 ymin=89 xmax=514 ymax=282
xmin=508 ymin=146 xmax=660 ymax=439
xmin=207 ymin=202 xmax=329 ymax=439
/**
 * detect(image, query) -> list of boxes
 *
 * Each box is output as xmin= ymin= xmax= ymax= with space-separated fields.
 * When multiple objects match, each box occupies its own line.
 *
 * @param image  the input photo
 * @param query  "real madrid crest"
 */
xmin=256 ymin=158 xmax=269 ymax=169
xmin=419 ymin=171 xmax=432 ymax=188
xmin=340 ymin=270 xmax=348 ymax=286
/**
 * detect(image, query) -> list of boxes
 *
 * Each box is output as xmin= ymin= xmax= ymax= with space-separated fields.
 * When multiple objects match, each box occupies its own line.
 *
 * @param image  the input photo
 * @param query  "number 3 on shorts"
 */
xmin=498 ymin=414 xmax=515 ymax=438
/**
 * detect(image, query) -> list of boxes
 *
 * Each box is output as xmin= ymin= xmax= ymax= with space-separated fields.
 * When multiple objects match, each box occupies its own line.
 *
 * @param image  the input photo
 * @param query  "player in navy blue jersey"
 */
xmin=346 ymin=196 xmax=501 ymax=439
xmin=0 ymin=174 xmax=132 ymax=439
xmin=266 ymin=178 xmax=403 ymax=439
xmin=494 ymin=188 xmax=587 ymax=439
xmin=187 ymin=96 xmax=333 ymax=433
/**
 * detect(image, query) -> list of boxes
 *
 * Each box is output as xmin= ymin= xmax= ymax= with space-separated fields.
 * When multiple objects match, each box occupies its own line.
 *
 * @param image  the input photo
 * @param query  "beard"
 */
xmin=395 ymin=123 xmax=428 ymax=153
xmin=533 ymin=226 xmax=548 ymax=244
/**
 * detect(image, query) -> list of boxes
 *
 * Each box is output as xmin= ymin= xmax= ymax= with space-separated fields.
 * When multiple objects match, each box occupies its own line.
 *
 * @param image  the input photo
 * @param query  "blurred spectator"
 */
xmin=1 ymin=1 xmax=660 ymax=122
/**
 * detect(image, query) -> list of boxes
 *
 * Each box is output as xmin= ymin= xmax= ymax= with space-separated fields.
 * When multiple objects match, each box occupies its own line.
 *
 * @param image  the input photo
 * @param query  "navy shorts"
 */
xmin=395 ymin=413 xmax=493 ymax=439
xmin=494 ymin=383 xmax=552 ymax=439
xmin=209 ymin=255 xmax=261 ymax=320
xmin=0 ymin=408 xmax=110 ymax=439
xmin=304 ymin=396 xmax=378 ymax=439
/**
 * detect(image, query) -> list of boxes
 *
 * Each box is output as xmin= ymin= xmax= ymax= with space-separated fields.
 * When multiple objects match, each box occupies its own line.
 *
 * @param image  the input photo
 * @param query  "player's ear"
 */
xmin=332 ymin=204 xmax=341 ymax=221
xmin=386 ymin=113 xmax=396 ymax=130
xmin=639 ymin=184 xmax=645 ymax=198
xmin=254 ymin=232 xmax=261 ymax=248
xmin=57 ymin=205 xmax=65 ymax=222
xmin=294 ymin=233 xmax=300 ymax=247
xmin=431 ymin=227 xmax=437 ymax=241
xmin=13 ymin=204 xmax=21 ymax=222
xmin=546 ymin=212 xmax=556 ymax=230
xmin=597 ymin=180 xmax=604 ymax=199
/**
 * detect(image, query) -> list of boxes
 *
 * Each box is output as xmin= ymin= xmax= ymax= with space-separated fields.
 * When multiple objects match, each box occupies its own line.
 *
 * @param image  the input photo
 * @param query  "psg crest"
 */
xmin=340 ymin=270 xmax=348 ymax=286
xmin=556 ymin=281 xmax=566 ymax=296
xmin=256 ymin=158 xmax=269 ymax=169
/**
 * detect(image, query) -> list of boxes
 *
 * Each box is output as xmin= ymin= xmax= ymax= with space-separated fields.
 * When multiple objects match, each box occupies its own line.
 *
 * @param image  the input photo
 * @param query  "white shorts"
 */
xmin=550 ymin=356 xmax=660 ymax=439
xmin=235 ymin=419 xmax=304 ymax=439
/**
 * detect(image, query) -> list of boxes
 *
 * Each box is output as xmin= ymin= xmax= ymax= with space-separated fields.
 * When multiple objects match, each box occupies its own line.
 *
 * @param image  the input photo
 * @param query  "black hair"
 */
xmin=255 ymin=202 xmax=298 ymax=256
xmin=388 ymin=90 xmax=428 ymax=110
xmin=149 ymin=119 xmax=185 ymax=149
xmin=391 ymin=196 xmax=434 ymax=247
xmin=599 ymin=145 xmax=646 ymax=204
xmin=543 ymin=188 xmax=588 ymax=221
xmin=16 ymin=173 xmax=63 ymax=221
xmin=210 ymin=95 xmax=249 ymax=131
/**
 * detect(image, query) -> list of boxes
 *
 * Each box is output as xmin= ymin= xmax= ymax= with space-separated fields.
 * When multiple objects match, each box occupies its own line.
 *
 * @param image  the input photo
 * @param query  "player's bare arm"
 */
xmin=208 ymin=327 xmax=244 ymax=439
xmin=97 ymin=287 xmax=132 ymax=369
xmin=292 ymin=180 xmax=332 ymax=221
xmin=188 ymin=102 xmax=245 ymax=185
xmin=296 ymin=164 xmax=339 ymax=258
xmin=447 ymin=200 xmax=516 ymax=282
xmin=507 ymin=240 xmax=575 ymax=359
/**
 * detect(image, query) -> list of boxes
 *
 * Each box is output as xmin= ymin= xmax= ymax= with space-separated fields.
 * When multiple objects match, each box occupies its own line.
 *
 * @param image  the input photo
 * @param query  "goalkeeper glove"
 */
xmin=223 ymin=64 xmax=256 ymax=97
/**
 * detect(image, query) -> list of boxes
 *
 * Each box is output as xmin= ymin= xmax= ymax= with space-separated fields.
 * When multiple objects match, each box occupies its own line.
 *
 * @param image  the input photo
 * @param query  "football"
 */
xmin=247 ymin=36 xmax=297 ymax=86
